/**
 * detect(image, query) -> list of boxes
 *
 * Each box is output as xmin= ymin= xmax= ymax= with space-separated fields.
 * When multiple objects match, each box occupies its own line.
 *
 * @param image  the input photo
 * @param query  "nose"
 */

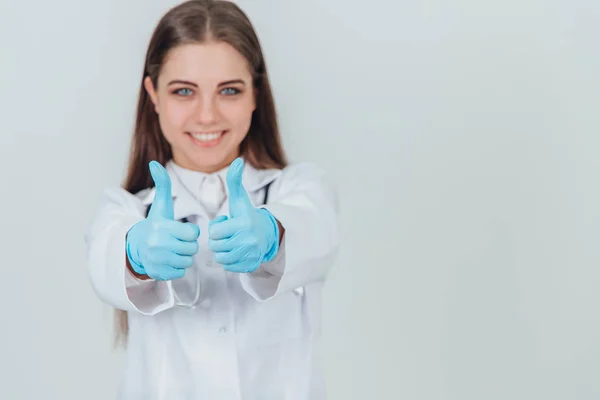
xmin=194 ymin=95 xmax=219 ymax=125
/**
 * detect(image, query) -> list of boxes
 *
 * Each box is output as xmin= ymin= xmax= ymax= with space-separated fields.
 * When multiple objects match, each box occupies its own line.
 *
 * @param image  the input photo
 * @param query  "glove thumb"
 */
xmin=226 ymin=157 xmax=251 ymax=218
xmin=147 ymin=161 xmax=175 ymax=220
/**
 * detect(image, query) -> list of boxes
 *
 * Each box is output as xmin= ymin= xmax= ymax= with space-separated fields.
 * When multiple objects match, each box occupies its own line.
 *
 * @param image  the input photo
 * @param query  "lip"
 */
xmin=187 ymin=130 xmax=227 ymax=148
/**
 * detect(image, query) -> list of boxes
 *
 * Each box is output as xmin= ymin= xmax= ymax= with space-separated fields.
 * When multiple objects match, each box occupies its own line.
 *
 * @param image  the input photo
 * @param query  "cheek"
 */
xmin=222 ymin=98 xmax=255 ymax=133
xmin=160 ymin=99 xmax=196 ymax=133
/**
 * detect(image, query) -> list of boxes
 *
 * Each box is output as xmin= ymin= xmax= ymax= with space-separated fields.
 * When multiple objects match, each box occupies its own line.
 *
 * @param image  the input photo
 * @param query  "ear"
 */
xmin=144 ymin=76 xmax=160 ymax=113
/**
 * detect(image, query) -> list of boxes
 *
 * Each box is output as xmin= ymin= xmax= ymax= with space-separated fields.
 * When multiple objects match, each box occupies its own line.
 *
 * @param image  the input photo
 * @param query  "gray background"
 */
xmin=0 ymin=0 xmax=599 ymax=398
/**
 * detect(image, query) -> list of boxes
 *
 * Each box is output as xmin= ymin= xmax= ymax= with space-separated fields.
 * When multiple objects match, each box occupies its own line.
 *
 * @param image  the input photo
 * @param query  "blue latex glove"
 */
xmin=126 ymin=161 xmax=200 ymax=280
xmin=208 ymin=158 xmax=280 ymax=273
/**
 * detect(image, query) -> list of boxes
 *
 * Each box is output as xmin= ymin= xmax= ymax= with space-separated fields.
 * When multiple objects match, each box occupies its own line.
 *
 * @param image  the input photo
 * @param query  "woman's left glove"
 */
xmin=208 ymin=158 xmax=279 ymax=273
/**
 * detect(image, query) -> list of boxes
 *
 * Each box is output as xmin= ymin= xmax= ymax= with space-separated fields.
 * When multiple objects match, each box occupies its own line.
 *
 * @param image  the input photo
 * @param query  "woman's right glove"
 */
xmin=126 ymin=161 xmax=200 ymax=281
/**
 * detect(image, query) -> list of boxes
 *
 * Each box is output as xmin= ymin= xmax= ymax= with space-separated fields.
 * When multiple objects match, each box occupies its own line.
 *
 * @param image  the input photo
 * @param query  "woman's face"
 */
xmin=145 ymin=41 xmax=256 ymax=173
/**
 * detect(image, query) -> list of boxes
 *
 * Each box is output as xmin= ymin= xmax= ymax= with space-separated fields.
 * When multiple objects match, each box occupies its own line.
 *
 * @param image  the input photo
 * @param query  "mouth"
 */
xmin=187 ymin=130 xmax=227 ymax=148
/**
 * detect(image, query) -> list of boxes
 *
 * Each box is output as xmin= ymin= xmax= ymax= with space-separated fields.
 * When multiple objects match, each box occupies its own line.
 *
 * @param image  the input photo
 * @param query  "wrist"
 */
xmin=258 ymin=208 xmax=279 ymax=262
xmin=125 ymin=253 xmax=150 ymax=280
xmin=126 ymin=230 xmax=145 ymax=275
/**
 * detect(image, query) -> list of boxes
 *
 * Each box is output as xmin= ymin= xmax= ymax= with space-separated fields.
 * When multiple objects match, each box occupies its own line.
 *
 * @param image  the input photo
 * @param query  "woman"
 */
xmin=85 ymin=0 xmax=340 ymax=398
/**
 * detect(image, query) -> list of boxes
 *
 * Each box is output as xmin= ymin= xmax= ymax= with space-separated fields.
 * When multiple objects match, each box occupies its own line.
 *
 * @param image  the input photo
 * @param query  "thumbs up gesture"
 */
xmin=208 ymin=158 xmax=280 ymax=273
xmin=126 ymin=161 xmax=201 ymax=281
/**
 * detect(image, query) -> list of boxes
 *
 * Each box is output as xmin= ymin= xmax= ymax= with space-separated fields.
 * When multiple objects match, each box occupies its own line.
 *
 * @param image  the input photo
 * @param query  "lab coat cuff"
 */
xmin=239 ymin=235 xmax=287 ymax=301
xmin=124 ymin=268 xmax=148 ymax=287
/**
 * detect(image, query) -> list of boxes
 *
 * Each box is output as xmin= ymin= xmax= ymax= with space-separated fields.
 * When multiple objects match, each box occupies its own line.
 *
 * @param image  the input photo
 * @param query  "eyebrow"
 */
xmin=167 ymin=79 xmax=246 ymax=87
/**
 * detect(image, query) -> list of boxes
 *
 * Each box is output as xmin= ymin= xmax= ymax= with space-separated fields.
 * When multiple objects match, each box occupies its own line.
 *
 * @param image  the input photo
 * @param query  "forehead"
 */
xmin=160 ymin=42 xmax=252 ymax=84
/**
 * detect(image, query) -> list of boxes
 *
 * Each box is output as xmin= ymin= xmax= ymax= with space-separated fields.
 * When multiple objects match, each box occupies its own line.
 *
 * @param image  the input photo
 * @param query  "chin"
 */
xmin=180 ymin=149 xmax=239 ymax=173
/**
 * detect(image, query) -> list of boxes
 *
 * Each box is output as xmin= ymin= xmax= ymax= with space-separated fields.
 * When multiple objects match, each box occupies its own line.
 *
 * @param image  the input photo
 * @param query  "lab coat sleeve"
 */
xmin=239 ymin=162 xmax=340 ymax=301
xmin=85 ymin=188 xmax=175 ymax=315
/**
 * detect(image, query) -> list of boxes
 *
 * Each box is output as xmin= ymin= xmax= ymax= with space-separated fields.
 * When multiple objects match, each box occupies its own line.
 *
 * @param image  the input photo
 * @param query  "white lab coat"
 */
xmin=85 ymin=160 xmax=340 ymax=400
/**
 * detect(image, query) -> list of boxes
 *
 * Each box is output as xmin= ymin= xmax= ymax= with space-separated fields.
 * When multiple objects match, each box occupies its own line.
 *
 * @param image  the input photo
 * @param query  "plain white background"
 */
xmin=1 ymin=0 xmax=599 ymax=398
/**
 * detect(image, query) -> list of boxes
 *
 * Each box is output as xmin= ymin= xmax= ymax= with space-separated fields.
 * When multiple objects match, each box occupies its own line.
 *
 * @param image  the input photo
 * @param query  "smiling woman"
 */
xmin=144 ymin=42 xmax=257 ymax=171
xmin=84 ymin=0 xmax=340 ymax=399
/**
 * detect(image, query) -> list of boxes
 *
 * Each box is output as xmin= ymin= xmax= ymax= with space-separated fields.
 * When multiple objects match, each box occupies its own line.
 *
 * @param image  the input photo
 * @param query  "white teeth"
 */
xmin=191 ymin=132 xmax=223 ymax=142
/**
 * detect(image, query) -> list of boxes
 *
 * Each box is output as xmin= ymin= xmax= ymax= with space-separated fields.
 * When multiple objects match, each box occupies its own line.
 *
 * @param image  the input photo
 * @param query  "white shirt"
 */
xmin=169 ymin=162 xmax=227 ymax=219
xmin=85 ymin=159 xmax=340 ymax=400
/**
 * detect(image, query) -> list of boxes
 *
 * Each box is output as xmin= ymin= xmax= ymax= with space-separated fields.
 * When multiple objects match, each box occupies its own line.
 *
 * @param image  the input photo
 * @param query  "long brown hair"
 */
xmin=115 ymin=0 xmax=287 ymax=346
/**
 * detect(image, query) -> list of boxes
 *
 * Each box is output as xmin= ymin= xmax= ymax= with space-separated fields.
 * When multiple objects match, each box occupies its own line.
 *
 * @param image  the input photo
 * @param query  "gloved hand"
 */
xmin=126 ymin=161 xmax=200 ymax=280
xmin=208 ymin=157 xmax=280 ymax=273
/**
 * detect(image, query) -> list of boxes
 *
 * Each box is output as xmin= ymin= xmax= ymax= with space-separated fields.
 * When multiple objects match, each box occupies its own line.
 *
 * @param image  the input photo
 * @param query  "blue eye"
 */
xmin=174 ymin=88 xmax=193 ymax=96
xmin=221 ymin=87 xmax=241 ymax=96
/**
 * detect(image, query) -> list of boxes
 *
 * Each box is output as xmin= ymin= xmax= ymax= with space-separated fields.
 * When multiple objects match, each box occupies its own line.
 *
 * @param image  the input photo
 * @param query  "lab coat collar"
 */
xmin=139 ymin=158 xmax=282 ymax=220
